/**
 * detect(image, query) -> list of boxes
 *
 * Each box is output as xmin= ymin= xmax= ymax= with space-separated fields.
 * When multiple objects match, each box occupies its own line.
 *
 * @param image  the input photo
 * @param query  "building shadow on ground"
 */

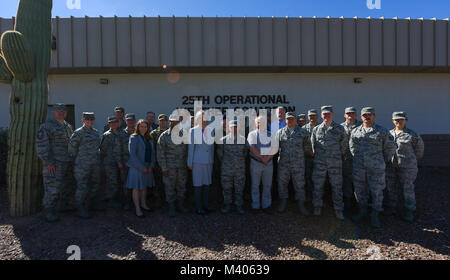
xmin=2 ymin=167 xmax=448 ymax=260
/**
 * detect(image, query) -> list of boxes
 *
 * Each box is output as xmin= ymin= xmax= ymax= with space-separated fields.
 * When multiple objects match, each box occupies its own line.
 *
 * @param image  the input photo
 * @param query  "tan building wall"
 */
xmin=1 ymin=72 xmax=449 ymax=134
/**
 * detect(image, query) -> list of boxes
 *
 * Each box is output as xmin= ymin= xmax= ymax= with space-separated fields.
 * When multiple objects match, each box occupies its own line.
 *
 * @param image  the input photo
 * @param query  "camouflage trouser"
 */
xmin=58 ymin=162 xmax=77 ymax=210
xmin=277 ymin=164 xmax=306 ymax=201
xmin=353 ymin=167 xmax=385 ymax=212
xmin=221 ymin=168 xmax=245 ymax=206
xmin=305 ymin=157 xmax=314 ymax=200
xmin=342 ymin=159 xmax=354 ymax=199
xmin=312 ymin=162 xmax=344 ymax=211
xmin=42 ymin=162 xmax=71 ymax=209
xmin=153 ymin=165 xmax=165 ymax=203
xmin=386 ymin=166 xmax=418 ymax=211
xmin=163 ymin=168 xmax=188 ymax=203
xmin=119 ymin=167 xmax=128 ymax=188
xmin=186 ymin=169 xmax=194 ymax=204
xmin=272 ymin=156 xmax=278 ymax=200
xmin=120 ymin=167 xmax=131 ymax=203
xmin=104 ymin=162 xmax=120 ymax=201
xmin=74 ymin=162 xmax=101 ymax=207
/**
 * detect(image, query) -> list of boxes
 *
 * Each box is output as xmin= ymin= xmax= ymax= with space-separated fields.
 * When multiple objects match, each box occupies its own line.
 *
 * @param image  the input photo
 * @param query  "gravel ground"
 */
xmin=0 ymin=167 xmax=449 ymax=260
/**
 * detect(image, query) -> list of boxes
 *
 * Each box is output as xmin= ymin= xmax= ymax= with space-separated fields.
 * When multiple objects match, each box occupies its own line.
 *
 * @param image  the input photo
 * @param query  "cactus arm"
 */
xmin=15 ymin=0 xmax=52 ymax=78
xmin=0 ymin=54 xmax=13 ymax=83
xmin=1 ymin=31 xmax=35 ymax=82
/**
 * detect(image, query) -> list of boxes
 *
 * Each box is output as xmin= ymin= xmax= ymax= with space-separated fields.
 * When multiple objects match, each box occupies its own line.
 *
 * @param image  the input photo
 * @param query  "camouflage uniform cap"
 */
xmin=297 ymin=114 xmax=306 ymax=121
xmin=158 ymin=114 xmax=168 ymax=121
xmin=82 ymin=112 xmax=95 ymax=120
xmin=108 ymin=116 xmax=118 ymax=123
xmin=114 ymin=106 xmax=125 ymax=113
xmin=345 ymin=107 xmax=357 ymax=114
xmin=52 ymin=103 xmax=66 ymax=111
xmin=286 ymin=112 xmax=296 ymax=119
xmin=125 ymin=113 xmax=136 ymax=120
xmin=308 ymin=109 xmax=318 ymax=116
xmin=392 ymin=111 xmax=408 ymax=120
xmin=361 ymin=107 xmax=375 ymax=115
xmin=321 ymin=105 xmax=333 ymax=114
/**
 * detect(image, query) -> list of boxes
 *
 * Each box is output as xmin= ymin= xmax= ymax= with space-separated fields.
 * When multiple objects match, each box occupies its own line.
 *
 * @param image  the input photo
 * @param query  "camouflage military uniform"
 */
xmin=36 ymin=119 xmax=74 ymax=210
xmin=350 ymin=124 xmax=396 ymax=212
xmin=311 ymin=121 xmax=347 ymax=211
xmin=150 ymin=127 xmax=167 ymax=205
xmin=119 ymin=127 xmax=134 ymax=202
xmin=302 ymin=122 xmax=317 ymax=199
xmin=100 ymin=129 xmax=122 ymax=202
xmin=157 ymin=128 xmax=188 ymax=203
xmin=386 ymin=127 xmax=424 ymax=211
xmin=216 ymin=135 xmax=248 ymax=206
xmin=119 ymin=128 xmax=133 ymax=174
xmin=275 ymin=125 xmax=312 ymax=201
xmin=69 ymin=126 xmax=102 ymax=208
xmin=341 ymin=120 xmax=362 ymax=199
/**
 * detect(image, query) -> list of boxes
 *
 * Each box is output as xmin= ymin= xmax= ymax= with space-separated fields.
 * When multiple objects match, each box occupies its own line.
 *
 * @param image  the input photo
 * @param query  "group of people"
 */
xmin=36 ymin=104 xmax=424 ymax=229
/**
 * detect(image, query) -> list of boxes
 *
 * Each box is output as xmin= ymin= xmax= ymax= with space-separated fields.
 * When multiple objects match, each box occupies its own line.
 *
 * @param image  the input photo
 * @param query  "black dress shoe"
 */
xmin=196 ymin=209 xmax=208 ymax=215
xmin=141 ymin=207 xmax=153 ymax=212
xmin=135 ymin=212 xmax=145 ymax=218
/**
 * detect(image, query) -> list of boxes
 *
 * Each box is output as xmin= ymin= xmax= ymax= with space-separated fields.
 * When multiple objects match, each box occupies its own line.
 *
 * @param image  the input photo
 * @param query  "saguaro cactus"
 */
xmin=0 ymin=0 xmax=53 ymax=216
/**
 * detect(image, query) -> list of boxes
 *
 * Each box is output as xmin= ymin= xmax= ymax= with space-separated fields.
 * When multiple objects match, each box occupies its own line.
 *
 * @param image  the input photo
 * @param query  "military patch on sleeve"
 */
xmin=37 ymin=129 xmax=45 ymax=140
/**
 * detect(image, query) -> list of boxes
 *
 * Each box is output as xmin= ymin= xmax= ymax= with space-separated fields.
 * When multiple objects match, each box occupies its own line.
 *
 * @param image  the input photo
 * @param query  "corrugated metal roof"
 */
xmin=1 ymin=16 xmax=449 ymax=72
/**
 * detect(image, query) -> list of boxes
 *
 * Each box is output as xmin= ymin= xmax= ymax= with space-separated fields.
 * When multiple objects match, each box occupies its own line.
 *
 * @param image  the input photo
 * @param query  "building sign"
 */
xmin=181 ymin=94 xmax=296 ymax=114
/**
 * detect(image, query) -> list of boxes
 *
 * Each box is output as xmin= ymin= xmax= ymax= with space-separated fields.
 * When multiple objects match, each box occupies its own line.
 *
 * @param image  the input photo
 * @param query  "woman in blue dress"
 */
xmin=126 ymin=119 xmax=155 ymax=217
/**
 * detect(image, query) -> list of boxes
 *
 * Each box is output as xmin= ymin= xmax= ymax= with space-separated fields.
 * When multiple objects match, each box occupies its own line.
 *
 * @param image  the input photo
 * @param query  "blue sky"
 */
xmin=0 ymin=0 xmax=449 ymax=19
